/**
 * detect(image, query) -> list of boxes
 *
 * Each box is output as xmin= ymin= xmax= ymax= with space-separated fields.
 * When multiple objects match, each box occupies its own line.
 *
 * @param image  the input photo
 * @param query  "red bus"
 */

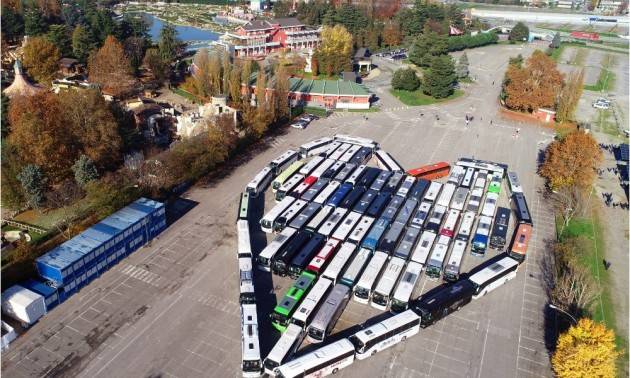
xmin=307 ymin=238 xmax=341 ymax=274
xmin=570 ymin=31 xmax=599 ymax=42
xmin=407 ymin=162 xmax=451 ymax=180
xmin=508 ymin=224 xmax=532 ymax=262
xmin=291 ymin=176 xmax=318 ymax=198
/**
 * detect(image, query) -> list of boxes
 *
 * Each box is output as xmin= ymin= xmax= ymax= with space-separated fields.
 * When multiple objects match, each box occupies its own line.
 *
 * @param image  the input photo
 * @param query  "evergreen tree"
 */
xmin=391 ymin=68 xmax=420 ymax=91
xmin=550 ymin=32 xmax=561 ymax=49
xmin=423 ymin=55 xmax=456 ymax=99
xmin=72 ymin=155 xmax=99 ymax=187
xmin=72 ymin=25 xmax=92 ymax=63
xmin=158 ymin=23 xmax=179 ymax=64
xmin=1 ymin=94 xmax=10 ymax=139
xmin=409 ymin=31 xmax=448 ymax=67
xmin=48 ymin=24 xmax=73 ymax=57
xmin=17 ymin=164 xmax=48 ymax=207
xmin=1 ymin=6 xmax=24 ymax=42
xmin=456 ymin=52 xmax=469 ymax=79
xmin=509 ymin=22 xmax=529 ymax=42
xmin=24 ymin=7 xmax=48 ymax=36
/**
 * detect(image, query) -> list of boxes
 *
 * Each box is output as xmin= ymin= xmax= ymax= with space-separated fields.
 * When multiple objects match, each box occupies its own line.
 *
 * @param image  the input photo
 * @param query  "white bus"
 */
xmin=313 ymin=180 xmax=340 ymax=205
xmin=436 ymin=183 xmax=457 ymax=209
xmin=310 ymin=159 xmax=337 ymax=179
xmin=307 ymin=284 xmax=351 ymax=343
xmin=374 ymin=149 xmax=404 ymax=172
xmin=425 ymin=243 xmax=449 ymax=280
xmin=353 ymin=251 xmax=389 ymax=304
xmin=447 ymin=165 xmax=466 ymax=186
xmin=423 ymin=181 xmax=442 ymax=202
xmin=299 ymin=156 xmax=325 ymax=176
xmin=340 ymin=247 xmax=372 ymax=288
xmin=269 ymin=150 xmax=299 ymax=175
xmin=261 ymin=197 xmax=297 ymax=233
xmin=276 ymin=200 xmax=308 ymax=232
xmin=276 ymin=174 xmax=306 ymax=202
xmin=339 ymin=144 xmax=362 ymax=163
xmin=258 ymin=227 xmax=297 ymax=271
xmin=290 ymin=203 xmax=322 ymax=230
xmin=328 ymin=143 xmax=351 ymax=161
xmin=246 ymin=166 xmax=273 ymax=197
xmin=390 ymin=262 xmax=423 ymax=313
xmin=264 ymin=323 xmax=305 ymax=376
xmin=393 ymin=226 xmax=420 ymax=260
xmin=481 ymin=192 xmax=499 ymax=218
xmin=410 ymin=231 xmax=437 ymax=266
xmin=451 ymin=187 xmax=469 ymax=212
xmin=456 ymin=211 xmax=476 ymax=242
xmin=349 ymin=310 xmax=420 ymax=360
xmin=348 ymin=215 xmax=375 ymax=245
xmin=241 ymin=303 xmax=262 ymax=377
xmin=456 ymin=158 xmax=505 ymax=175
xmin=507 ymin=171 xmax=523 ymax=194
xmin=461 ymin=167 xmax=475 ymax=188
xmin=305 ymin=205 xmax=333 ymax=233
xmin=331 ymin=211 xmax=362 ymax=241
xmin=371 ymin=256 xmax=406 ymax=310
xmin=396 ymin=176 xmax=416 ymax=198
xmin=274 ymin=338 xmax=355 ymax=378
xmin=322 ymin=242 xmax=356 ymax=284
xmin=299 ymin=137 xmax=333 ymax=158
xmin=324 ymin=141 xmax=342 ymax=157
xmin=334 ymin=134 xmax=378 ymax=149
xmin=410 ymin=201 xmax=432 ymax=229
xmin=239 ymin=257 xmax=256 ymax=304
xmin=291 ymin=277 xmax=333 ymax=329
xmin=466 ymin=187 xmax=484 ymax=214
xmin=318 ymin=208 xmax=348 ymax=238
xmin=468 ymin=256 xmax=519 ymax=299
xmin=473 ymin=175 xmax=487 ymax=191
xmin=237 ymin=219 xmax=252 ymax=258
xmin=440 ymin=209 xmax=461 ymax=239
xmin=443 ymin=239 xmax=467 ymax=282
xmin=345 ymin=164 xmax=368 ymax=187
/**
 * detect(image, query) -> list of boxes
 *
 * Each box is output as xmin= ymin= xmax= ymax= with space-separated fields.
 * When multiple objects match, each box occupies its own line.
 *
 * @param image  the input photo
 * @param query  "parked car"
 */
xmin=291 ymin=120 xmax=309 ymax=129
xmin=593 ymin=102 xmax=610 ymax=110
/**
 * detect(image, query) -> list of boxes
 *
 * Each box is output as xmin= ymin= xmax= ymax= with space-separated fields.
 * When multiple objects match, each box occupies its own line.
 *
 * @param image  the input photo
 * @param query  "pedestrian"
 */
xmin=490 ymin=120 xmax=493 ymax=125
xmin=492 ymin=81 xmax=495 ymax=85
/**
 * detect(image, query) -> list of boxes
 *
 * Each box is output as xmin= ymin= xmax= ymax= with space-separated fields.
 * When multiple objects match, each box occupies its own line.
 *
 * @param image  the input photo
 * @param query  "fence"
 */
xmin=1 ymin=220 xmax=47 ymax=235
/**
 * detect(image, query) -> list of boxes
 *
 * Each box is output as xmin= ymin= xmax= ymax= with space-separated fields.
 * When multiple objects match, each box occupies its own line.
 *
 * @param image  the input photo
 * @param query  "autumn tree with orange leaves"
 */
xmin=504 ymin=50 xmax=564 ymax=113
xmin=88 ymin=36 xmax=136 ymax=98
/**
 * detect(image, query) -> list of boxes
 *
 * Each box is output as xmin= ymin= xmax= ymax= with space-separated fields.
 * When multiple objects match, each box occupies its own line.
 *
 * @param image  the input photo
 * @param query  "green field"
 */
xmin=390 ymin=88 xmax=463 ymax=106
xmin=584 ymin=69 xmax=616 ymax=92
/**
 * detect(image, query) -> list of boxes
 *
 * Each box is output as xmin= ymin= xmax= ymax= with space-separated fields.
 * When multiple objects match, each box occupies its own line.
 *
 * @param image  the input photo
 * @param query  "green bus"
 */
xmin=238 ymin=192 xmax=250 ymax=221
xmin=272 ymin=161 xmax=304 ymax=193
xmin=271 ymin=271 xmax=316 ymax=332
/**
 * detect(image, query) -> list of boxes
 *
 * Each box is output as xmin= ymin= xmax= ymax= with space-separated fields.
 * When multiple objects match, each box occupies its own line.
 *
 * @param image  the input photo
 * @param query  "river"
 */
xmin=140 ymin=13 xmax=221 ymax=51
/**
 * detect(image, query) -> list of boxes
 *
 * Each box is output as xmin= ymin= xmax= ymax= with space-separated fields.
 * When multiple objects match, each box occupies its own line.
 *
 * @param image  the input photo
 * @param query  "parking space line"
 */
xmin=518 ymin=355 xmax=548 ymax=367
xmin=519 ymin=345 xmax=537 ymax=352
xmin=521 ymin=335 xmax=545 ymax=344
xmin=477 ymin=319 xmax=490 ymax=378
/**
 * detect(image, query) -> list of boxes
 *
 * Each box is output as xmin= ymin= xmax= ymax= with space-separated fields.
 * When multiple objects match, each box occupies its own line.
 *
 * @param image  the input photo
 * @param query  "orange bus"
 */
xmin=407 ymin=162 xmax=451 ymax=180
xmin=508 ymin=224 xmax=532 ymax=262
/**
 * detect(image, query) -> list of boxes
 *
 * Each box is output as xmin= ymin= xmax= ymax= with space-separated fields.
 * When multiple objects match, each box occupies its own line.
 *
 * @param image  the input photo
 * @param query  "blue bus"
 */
xmin=361 ymin=218 xmax=390 ymax=251
xmin=326 ymin=183 xmax=353 ymax=208
xmin=366 ymin=192 xmax=391 ymax=218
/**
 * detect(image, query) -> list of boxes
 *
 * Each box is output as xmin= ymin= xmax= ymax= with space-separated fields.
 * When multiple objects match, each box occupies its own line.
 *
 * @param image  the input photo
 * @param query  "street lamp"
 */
xmin=549 ymin=303 xmax=578 ymax=325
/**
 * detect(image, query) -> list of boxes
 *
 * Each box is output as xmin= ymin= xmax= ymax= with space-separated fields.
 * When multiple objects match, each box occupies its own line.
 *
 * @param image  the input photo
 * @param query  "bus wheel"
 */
xmin=332 ymin=368 xmax=339 ymax=374
xmin=372 ymin=349 xmax=377 ymax=356
xmin=402 ymin=336 xmax=407 ymax=342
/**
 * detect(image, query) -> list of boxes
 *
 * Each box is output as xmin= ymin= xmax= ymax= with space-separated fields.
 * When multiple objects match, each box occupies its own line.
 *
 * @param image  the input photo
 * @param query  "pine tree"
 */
xmin=456 ymin=52 xmax=469 ymax=79
xmin=158 ymin=23 xmax=179 ymax=64
xmin=24 ymin=7 xmax=47 ymax=36
xmin=391 ymin=68 xmax=420 ymax=91
xmin=509 ymin=22 xmax=529 ymax=42
xmin=72 ymin=155 xmax=99 ymax=187
xmin=550 ymin=32 xmax=561 ymax=49
xmin=17 ymin=164 xmax=48 ymax=207
xmin=72 ymin=25 xmax=92 ymax=63
xmin=47 ymin=24 xmax=72 ymax=57
xmin=423 ymin=55 xmax=456 ymax=99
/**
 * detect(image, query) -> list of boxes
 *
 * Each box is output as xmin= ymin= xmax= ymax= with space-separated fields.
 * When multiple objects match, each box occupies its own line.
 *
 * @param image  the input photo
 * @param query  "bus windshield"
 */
xmin=308 ymin=327 xmax=324 ymax=340
xmin=243 ymin=360 xmax=261 ymax=372
xmin=354 ymin=287 xmax=369 ymax=299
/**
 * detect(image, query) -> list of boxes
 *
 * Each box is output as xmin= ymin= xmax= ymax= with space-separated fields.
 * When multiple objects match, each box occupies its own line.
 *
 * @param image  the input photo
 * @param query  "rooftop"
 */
xmin=288 ymin=77 xmax=370 ymax=97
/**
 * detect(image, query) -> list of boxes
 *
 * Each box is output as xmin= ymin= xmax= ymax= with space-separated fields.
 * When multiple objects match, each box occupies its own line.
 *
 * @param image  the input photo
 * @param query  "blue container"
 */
xmin=83 ymin=222 xmax=120 ymax=261
xmin=36 ymin=244 xmax=86 ymax=286
xmin=21 ymin=279 xmax=60 ymax=311
xmin=361 ymin=218 xmax=390 ymax=251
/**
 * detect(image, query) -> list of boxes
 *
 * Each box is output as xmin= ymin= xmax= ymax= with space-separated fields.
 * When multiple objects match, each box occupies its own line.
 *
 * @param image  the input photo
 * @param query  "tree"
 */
xmin=72 ymin=25 xmax=92 ymax=63
xmin=539 ymin=130 xmax=602 ymax=191
xmin=391 ymin=68 xmax=420 ymax=91
xmin=22 ymin=36 xmax=61 ymax=84
xmin=311 ymin=55 xmax=319 ymax=76
xmin=383 ymin=22 xmax=402 ymax=47
xmin=158 ymin=23 xmax=179 ymax=64
xmin=17 ymin=164 xmax=47 ymax=207
xmin=24 ymin=7 xmax=47 ymax=36
xmin=274 ymin=64 xmax=290 ymax=120
xmin=255 ymin=69 xmax=267 ymax=108
xmin=409 ymin=30 xmax=448 ymax=67
xmin=556 ymin=69 xmax=584 ymax=122
xmin=509 ymin=22 xmax=529 ymax=42
xmin=552 ymin=318 xmax=619 ymax=378
xmin=47 ymin=24 xmax=72 ymax=57
xmin=1 ymin=93 xmax=9 ymax=139
xmin=124 ymin=36 xmax=146 ymax=75
xmin=45 ymin=179 xmax=85 ymax=239
xmin=456 ymin=52 xmax=469 ymax=79
xmin=423 ymin=54 xmax=456 ymax=98
xmin=317 ymin=25 xmax=353 ymax=77
xmin=72 ymin=155 xmax=99 ymax=187
xmin=1 ymin=6 xmax=24 ymax=42
xmin=88 ymin=35 xmax=135 ymax=98
xmin=1 ymin=140 xmax=26 ymax=210
xmin=228 ymin=63 xmax=242 ymax=107
xmin=143 ymin=47 xmax=168 ymax=83
xmin=273 ymin=0 xmax=291 ymax=17
xmin=550 ymin=32 xmax=561 ymax=49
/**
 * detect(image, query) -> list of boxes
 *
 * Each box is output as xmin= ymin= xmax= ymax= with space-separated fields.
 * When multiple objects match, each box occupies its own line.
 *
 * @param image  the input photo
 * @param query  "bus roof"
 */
xmin=468 ymin=256 xmax=519 ymax=286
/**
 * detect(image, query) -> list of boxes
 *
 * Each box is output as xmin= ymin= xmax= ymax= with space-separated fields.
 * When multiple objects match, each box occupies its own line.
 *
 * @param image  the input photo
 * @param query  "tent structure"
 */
xmin=3 ymin=60 xmax=43 ymax=98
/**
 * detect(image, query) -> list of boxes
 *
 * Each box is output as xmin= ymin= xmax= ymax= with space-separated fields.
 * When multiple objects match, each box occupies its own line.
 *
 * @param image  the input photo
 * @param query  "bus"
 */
xmin=353 ymin=189 xmax=377 ymax=214
xmin=258 ymin=227 xmax=298 ymax=271
xmin=339 ymin=144 xmax=362 ymax=163
xmin=340 ymin=248 xmax=372 ymax=288
xmin=305 ymin=205 xmax=333 ymax=233
xmin=481 ymin=192 xmax=499 ymax=218
xmin=394 ymin=227 xmax=420 ymax=260
xmin=313 ymin=181 xmax=340 ymax=205
xmin=270 ymin=150 xmax=299 ymax=175
xmin=273 ymin=161 xmax=305 ymax=192
xmin=291 ymin=277 xmax=333 ymax=329
xmin=289 ymin=234 xmax=326 ymax=278
xmin=509 ymin=224 xmax=532 ymax=262
xmin=466 ymin=187 xmax=484 ymax=214
xmin=349 ymin=147 xmax=373 ymax=166
xmin=456 ymin=211 xmax=476 ymax=242
xmin=512 ymin=192 xmax=533 ymax=226
xmin=409 ymin=179 xmax=430 ymax=201
xmin=443 ymin=240 xmax=467 ymax=282
xmin=331 ymin=211 xmax=362 ymax=241
xmin=394 ymin=198 xmax=418 ymax=226
xmin=353 ymin=251 xmax=389 ymax=304
xmin=440 ymin=209 xmax=461 ymax=238
xmin=307 ymin=238 xmax=341 ymax=274
xmin=507 ymin=171 xmax=523 ymax=194
xmin=410 ymin=201 xmax=432 ymax=229
xmin=371 ymin=256 xmax=406 ymax=310
xmin=451 ymin=187 xmax=469 ymax=212
xmin=473 ymin=174 xmax=487 ymax=191
xmin=345 ymin=165 xmax=368 ymax=187
xmin=321 ymin=161 xmax=345 ymax=180
xmin=299 ymin=137 xmax=333 ymax=158
xmin=310 ymin=159 xmax=337 ymax=179
xmin=261 ymin=197 xmax=296 ymax=233
xmin=241 ymin=304 xmax=263 ymax=377
xmin=356 ymin=167 xmax=380 ymax=189
xmin=488 ymin=172 xmax=502 ymax=194
xmin=370 ymin=170 xmax=393 ymax=191
xmin=350 ymin=310 xmax=420 ymax=359
xmin=276 ymin=200 xmax=308 ymax=232
xmin=471 ymin=215 xmax=493 ymax=256
xmin=425 ymin=205 xmax=447 ymax=234
xmin=290 ymin=176 xmax=318 ymax=199
xmin=273 ymin=339 xmax=355 ymax=378
xmin=423 ymin=181 xmax=442 ymax=203
xmin=237 ymin=220 xmax=252 ymax=258
xmin=307 ymin=284 xmax=351 ymax=343
xmin=322 ymin=242 xmax=356 ymax=284
xmin=490 ymin=207 xmax=511 ymax=249
xmin=263 ymin=323 xmax=305 ymax=376
xmin=447 ymin=165 xmax=466 ymax=186
xmin=366 ymin=192 xmax=391 ymax=218
xmin=328 ymin=143 xmax=351 ymax=161
xmin=318 ymin=208 xmax=348 ymax=238
xmin=272 ymin=231 xmax=313 ymax=276
xmin=339 ymin=187 xmax=366 ymax=210
xmin=396 ymin=176 xmax=416 ymax=198
xmin=378 ymin=221 xmax=406 ymax=255
xmin=425 ymin=243 xmax=449 ymax=280
xmin=456 ymin=157 xmax=506 ymax=176
xmin=299 ymin=156 xmax=325 ymax=176
xmin=301 ymin=179 xmax=328 ymax=202
xmin=347 ymin=216 xmax=375 ymax=245
xmin=383 ymin=172 xmax=404 ymax=194
xmin=239 ymin=257 xmax=256 ymax=304
xmin=276 ymin=174 xmax=305 ymax=202
xmin=333 ymin=134 xmax=378 ymax=149
xmin=327 ymin=183 xmax=353 ymax=208
xmin=290 ymin=203 xmax=322 ymax=230
xmin=380 ymin=195 xmax=404 ymax=222
xmin=246 ymin=167 xmax=273 ymax=197
xmin=390 ymin=263 xmax=422 ymax=313
xmin=461 ymin=167 xmax=475 ymax=188
xmin=324 ymin=141 xmax=342 ymax=158
xmin=468 ymin=255 xmax=519 ymax=299
xmin=407 ymin=162 xmax=451 ymax=180
xmin=238 ymin=192 xmax=250 ymax=221
xmin=271 ymin=271 xmax=317 ymax=332
xmin=436 ymin=183 xmax=457 ymax=209
xmin=374 ymin=149 xmax=404 ymax=172
xmin=361 ymin=218 xmax=389 ymax=251
xmin=411 ymin=231 xmax=437 ymax=266
xmin=332 ymin=163 xmax=355 ymax=183
xmin=410 ymin=279 xmax=475 ymax=328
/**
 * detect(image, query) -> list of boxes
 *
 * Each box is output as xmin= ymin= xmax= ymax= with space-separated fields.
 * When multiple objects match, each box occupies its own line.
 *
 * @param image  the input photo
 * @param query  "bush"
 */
xmin=509 ymin=22 xmax=529 ymax=42
xmin=391 ymin=68 xmax=421 ymax=91
xmin=447 ymin=32 xmax=498 ymax=52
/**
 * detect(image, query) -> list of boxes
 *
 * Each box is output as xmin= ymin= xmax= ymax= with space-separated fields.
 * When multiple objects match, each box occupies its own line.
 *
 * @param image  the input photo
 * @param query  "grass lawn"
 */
xmin=390 ymin=88 xmax=463 ymax=106
xmin=584 ymin=69 xmax=615 ymax=92
xmin=171 ymin=86 xmax=202 ymax=103
xmin=549 ymin=44 xmax=566 ymax=61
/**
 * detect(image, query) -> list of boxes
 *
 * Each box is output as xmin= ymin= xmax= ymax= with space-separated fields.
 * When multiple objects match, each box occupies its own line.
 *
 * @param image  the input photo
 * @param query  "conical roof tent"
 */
xmin=4 ymin=60 xmax=43 ymax=98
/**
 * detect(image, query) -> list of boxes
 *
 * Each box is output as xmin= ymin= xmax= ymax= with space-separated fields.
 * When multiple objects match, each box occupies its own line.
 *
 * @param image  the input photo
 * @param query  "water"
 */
xmin=140 ymin=13 xmax=220 ymax=50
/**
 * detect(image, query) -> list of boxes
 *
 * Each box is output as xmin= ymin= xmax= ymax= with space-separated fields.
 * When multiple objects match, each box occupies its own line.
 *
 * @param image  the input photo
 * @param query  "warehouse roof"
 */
xmin=288 ymin=78 xmax=370 ymax=97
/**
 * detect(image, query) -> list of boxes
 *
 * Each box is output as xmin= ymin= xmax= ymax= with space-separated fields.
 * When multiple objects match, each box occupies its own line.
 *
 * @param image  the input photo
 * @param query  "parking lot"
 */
xmin=2 ymin=45 xmax=557 ymax=378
